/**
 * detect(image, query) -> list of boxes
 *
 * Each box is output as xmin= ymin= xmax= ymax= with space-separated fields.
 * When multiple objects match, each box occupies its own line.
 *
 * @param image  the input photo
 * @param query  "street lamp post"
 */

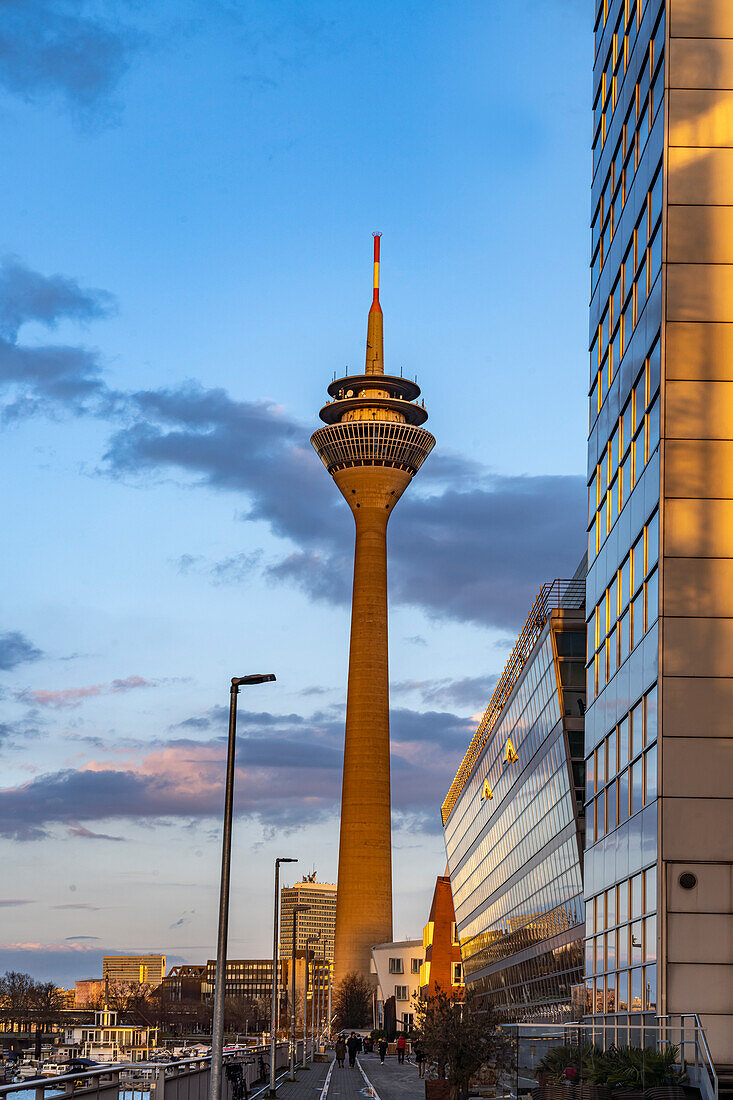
xmin=310 ymin=941 xmax=322 ymax=1055
xmin=269 ymin=857 xmax=297 ymax=1097
xmin=289 ymin=905 xmax=310 ymax=1079
xmin=209 ymin=674 xmax=276 ymax=1100
xmin=302 ymin=934 xmax=320 ymax=1068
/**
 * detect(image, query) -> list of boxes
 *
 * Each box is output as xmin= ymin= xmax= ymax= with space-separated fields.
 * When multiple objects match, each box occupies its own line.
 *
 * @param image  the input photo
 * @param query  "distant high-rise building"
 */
xmin=102 ymin=955 xmax=165 ymax=984
xmin=441 ymin=576 xmax=586 ymax=1021
xmin=279 ymin=876 xmax=337 ymax=962
xmin=311 ymin=237 xmax=435 ymax=984
xmin=586 ymin=0 xmax=733 ymax=1063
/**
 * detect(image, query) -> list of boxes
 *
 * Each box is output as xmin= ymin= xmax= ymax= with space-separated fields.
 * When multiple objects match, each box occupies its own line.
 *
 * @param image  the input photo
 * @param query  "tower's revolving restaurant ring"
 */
xmin=312 ymin=421 xmax=435 ymax=475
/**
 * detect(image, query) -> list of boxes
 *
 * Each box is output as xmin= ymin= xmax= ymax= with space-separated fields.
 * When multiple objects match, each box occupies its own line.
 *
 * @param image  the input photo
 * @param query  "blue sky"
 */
xmin=0 ymin=0 xmax=590 ymax=988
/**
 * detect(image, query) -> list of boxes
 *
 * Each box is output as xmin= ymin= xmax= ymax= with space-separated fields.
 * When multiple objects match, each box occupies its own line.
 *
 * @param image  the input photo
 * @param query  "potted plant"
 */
xmin=535 ymin=1044 xmax=598 ymax=1100
xmin=414 ymin=988 xmax=514 ymax=1100
xmin=605 ymin=1046 xmax=685 ymax=1100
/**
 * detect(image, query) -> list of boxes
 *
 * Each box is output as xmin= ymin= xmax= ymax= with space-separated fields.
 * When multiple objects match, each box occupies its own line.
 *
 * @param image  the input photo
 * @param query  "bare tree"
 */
xmin=0 ymin=972 xmax=34 ymax=1033
xmin=333 ymin=972 xmax=372 ymax=1030
xmin=29 ymin=983 xmax=66 ymax=1057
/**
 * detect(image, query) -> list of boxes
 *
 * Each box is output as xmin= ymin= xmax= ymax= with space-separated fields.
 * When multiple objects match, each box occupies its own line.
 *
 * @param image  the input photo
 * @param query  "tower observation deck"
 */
xmin=311 ymin=236 xmax=435 ymax=985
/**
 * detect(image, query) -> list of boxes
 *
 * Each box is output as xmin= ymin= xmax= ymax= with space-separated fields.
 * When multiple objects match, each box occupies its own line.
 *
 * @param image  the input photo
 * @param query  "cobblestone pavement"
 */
xmin=355 ymin=1053 xmax=424 ymax=1100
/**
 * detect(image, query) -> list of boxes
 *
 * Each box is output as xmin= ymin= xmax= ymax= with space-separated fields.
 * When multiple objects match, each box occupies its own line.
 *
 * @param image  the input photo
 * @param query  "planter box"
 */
xmin=580 ymin=1087 xmax=612 ymax=1100
xmin=644 ymin=1089 xmax=688 ymax=1100
xmin=425 ymin=1079 xmax=451 ymax=1100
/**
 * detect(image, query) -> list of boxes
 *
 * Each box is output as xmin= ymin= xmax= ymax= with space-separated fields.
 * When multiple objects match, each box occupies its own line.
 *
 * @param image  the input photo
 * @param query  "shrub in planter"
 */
xmin=536 ymin=1045 xmax=597 ymax=1085
xmin=604 ymin=1046 xmax=685 ymax=1092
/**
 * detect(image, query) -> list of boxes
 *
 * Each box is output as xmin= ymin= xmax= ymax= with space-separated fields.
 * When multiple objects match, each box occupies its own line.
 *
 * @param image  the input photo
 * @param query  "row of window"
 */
xmin=446 ymin=644 xmax=559 ymax=865
xmin=589 ymin=510 xmax=659 ymax=695
xmin=459 ymin=841 xmax=582 ymax=952
xmin=444 ymin=642 xmax=554 ymax=850
xmin=587 ymin=913 xmax=656 ymax=976
xmin=588 ymin=867 xmax=656 ymax=935
xmin=590 ymin=569 xmax=657 ymax=699
xmin=589 ymin=401 xmax=659 ymax=564
xmin=595 ymin=0 xmax=649 ymax=110
xmin=387 ymin=957 xmax=422 ymax=974
xmin=456 ymin=766 xmax=573 ymax=923
xmin=471 ymin=941 xmax=583 ymax=1012
xmin=585 ymin=964 xmax=657 ymax=1014
xmin=590 ymin=343 xmax=659 ymax=515
xmin=592 ymin=164 xmax=661 ymax=379
xmin=594 ymin=10 xmax=663 ymax=168
xmin=595 ymin=0 xmax=645 ymax=61
xmin=463 ymin=896 xmax=583 ymax=975
xmin=587 ymin=743 xmax=657 ymax=844
xmin=591 ymin=210 xmax=662 ymax=430
xmin=587 ymin=685 xmax=657 ymax=795
xmin=451 ymin=735 xmax=568 ymax=905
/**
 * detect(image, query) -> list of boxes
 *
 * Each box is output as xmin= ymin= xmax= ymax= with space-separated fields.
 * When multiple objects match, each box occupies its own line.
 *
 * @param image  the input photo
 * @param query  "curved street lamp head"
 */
xmin=277 ymin=857 xmax=298 ymax=865
xmin=231 ymin=673 xmax=276 ymax=690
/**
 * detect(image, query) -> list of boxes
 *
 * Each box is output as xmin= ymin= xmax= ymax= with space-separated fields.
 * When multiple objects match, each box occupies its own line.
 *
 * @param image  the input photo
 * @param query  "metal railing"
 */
xmin=0 ymin=1041 xmax=308 ymax=1100
xmin=311 ymin=421 xmax=435 ymax=475
xmin=500 ymin=1014 xmax=717 ymax=1100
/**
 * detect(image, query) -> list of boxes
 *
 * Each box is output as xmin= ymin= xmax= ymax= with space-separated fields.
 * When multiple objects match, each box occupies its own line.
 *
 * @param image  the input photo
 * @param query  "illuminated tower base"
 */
xmin=312 ymin=237 xmax=435 ymax=984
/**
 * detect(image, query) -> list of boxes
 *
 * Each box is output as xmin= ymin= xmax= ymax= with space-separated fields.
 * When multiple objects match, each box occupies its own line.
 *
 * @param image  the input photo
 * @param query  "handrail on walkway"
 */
xmin=0 ymin=1040 xmax=306 ymax=1100
xmin=500 ymin=1015 xmax=717 ymax=1100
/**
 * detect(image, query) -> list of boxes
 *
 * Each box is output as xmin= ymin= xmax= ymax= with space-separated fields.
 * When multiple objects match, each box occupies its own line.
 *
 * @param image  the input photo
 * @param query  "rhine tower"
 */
xmin=311 ymin=236 xmax=435 ymax=983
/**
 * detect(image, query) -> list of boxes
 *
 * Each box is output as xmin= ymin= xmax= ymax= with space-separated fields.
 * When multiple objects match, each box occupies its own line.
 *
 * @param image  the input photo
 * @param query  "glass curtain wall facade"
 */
xmin=442 ymin=580 xmax=586 ymax=1022
xmin=585 ymin=0 xmax=664 ymax=1028
xmin=587 ymin=0 xmax=733 ymax=1063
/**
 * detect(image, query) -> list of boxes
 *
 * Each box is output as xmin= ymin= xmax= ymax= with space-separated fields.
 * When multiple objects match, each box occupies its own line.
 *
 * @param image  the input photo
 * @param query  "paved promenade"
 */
xmin=262 ymin=1058 xmax=331 ymax=1100
xmin=354 ymin=1053 xmax=424 ymax=1100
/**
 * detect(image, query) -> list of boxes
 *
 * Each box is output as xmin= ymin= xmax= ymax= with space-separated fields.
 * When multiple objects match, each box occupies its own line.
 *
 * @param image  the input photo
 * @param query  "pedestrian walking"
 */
xmin=335 ymin=1037 xmax=346 ymax=1069
xmin=378 ymin=1038 xmax=388 ymax=1064
xmin=396 ymin=1033 xmax=406 ymax=1064
xmin=413 ymin=1040 xmax=426 ymax=1078
xmin=346 ymin=1032 xmax=359 ymax=1068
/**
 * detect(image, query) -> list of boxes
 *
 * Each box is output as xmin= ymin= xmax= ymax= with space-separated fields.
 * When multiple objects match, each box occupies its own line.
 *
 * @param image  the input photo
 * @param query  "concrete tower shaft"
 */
xmin=311 ymin=238 xmax=435 ymax=985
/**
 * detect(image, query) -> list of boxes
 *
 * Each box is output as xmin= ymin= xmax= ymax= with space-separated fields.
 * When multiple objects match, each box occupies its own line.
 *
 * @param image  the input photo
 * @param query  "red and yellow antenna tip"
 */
xmin=372 ymin=233 xmax=381 ymax=302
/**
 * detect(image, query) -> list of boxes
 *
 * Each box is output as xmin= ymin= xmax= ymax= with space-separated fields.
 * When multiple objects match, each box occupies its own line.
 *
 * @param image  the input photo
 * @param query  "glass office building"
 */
xmin=441 ymin=578 xmax=586 ymax=1021
xmin=586 ymin=0 xmax=733 ymax=1063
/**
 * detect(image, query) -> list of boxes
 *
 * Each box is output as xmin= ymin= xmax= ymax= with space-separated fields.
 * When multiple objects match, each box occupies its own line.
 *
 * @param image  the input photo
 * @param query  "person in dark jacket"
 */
xmin=335 ymin=1037 xmax=346 ymax=1068
xmin=413 ymin=1040 xmax=426 ymax=1078
xmin=346 ymin=1033 xmax=359 ymax=1068
xmin=378 ymin=1038 xmax=388 ymax=1064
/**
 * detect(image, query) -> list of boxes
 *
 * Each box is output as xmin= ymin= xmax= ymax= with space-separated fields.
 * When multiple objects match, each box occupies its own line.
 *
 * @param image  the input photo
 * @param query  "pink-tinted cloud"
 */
xmin=18 ymin=675 xmax=154 ymax=709
xmin=0 ymin=703 xmax=472 ymax=840
xmin=67 ymin=824 xmax=126 ymax=842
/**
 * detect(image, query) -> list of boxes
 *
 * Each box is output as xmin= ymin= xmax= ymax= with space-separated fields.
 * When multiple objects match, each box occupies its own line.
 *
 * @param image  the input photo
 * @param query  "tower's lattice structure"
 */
xmin=311 ymin=236 xmax=435 ymax=983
